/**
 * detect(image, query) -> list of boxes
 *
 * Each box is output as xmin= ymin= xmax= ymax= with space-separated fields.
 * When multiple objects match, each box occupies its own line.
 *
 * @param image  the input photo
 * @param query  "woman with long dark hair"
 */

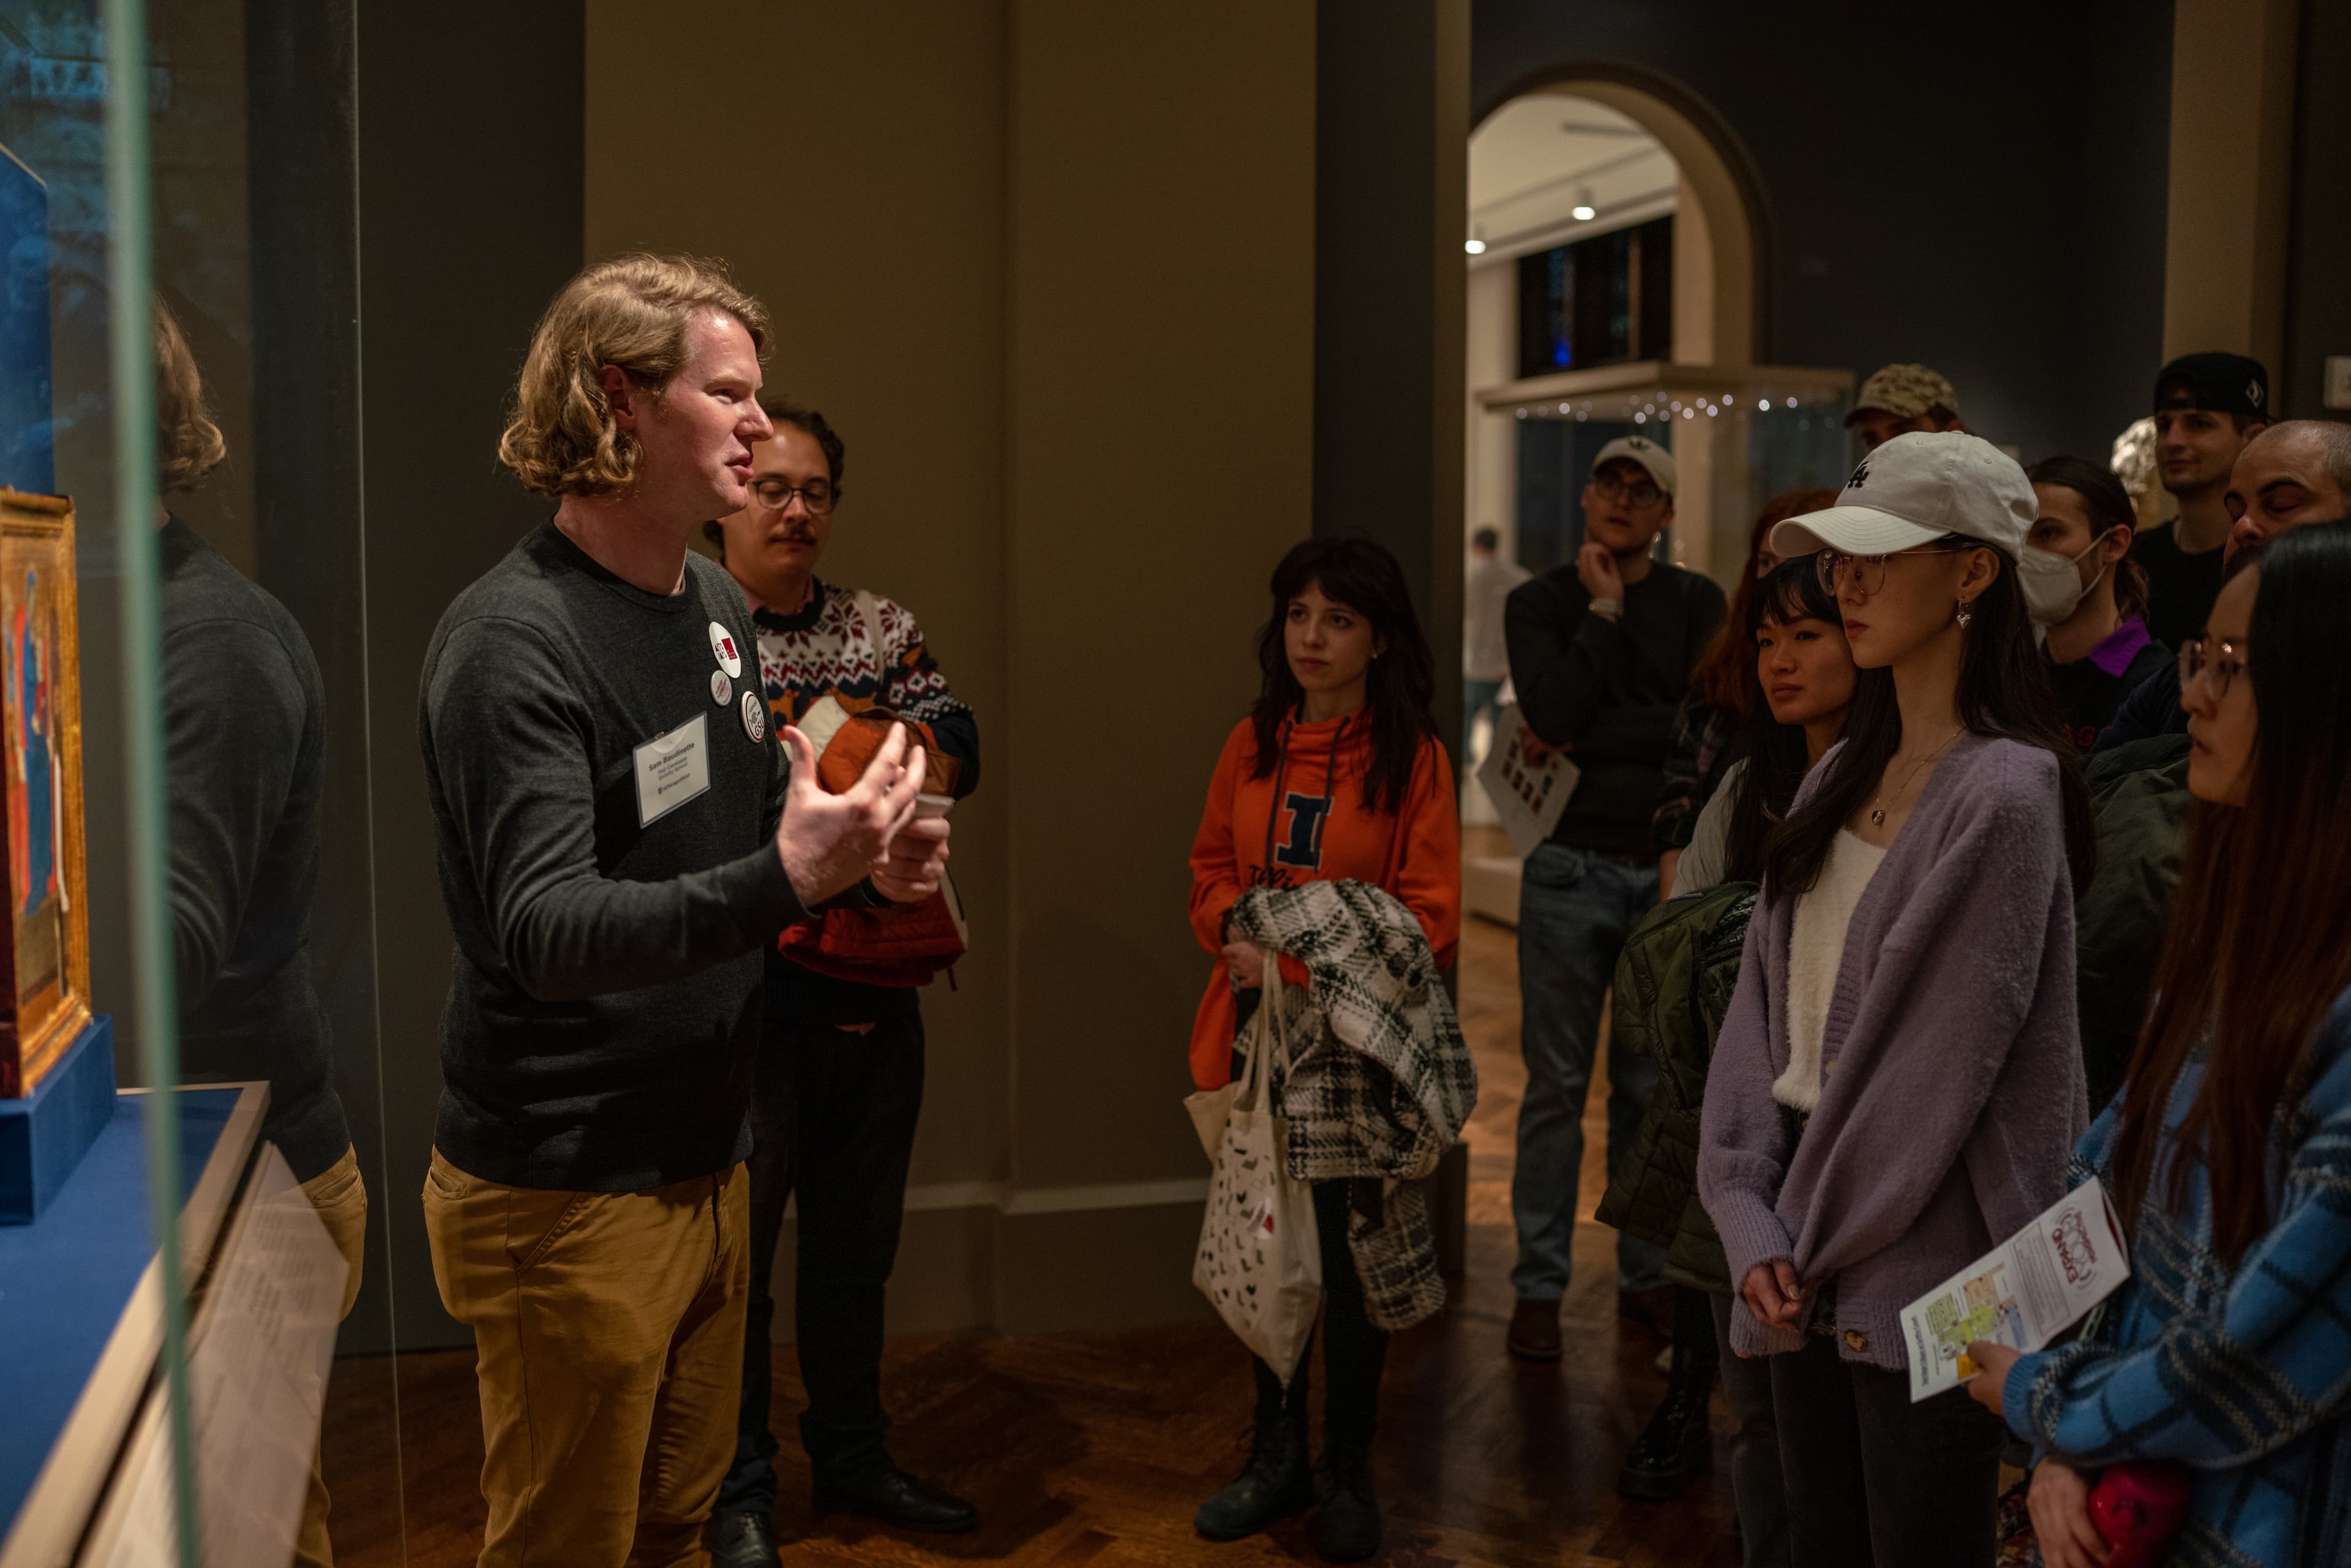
xmin=1612 ymin=558 xmax=1856 ymax=1559
xmin=1656 ymin=487 xmax=1840 ymax=889
xmin=1185 ymin=536 xmax=1460 ymax=1562
xmin=1698 ymin=432 xmax=2095 ymax=1566
xmin=2022 ymin=455 xmax=2172 ymax=750
xmin=1965 ymin=524 xmax=2351 ymax=1568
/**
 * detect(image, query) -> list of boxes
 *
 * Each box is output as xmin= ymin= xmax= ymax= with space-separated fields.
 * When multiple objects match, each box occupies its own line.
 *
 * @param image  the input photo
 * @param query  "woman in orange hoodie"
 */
xmin=1187 ymin=536 xmax=1460 ymax=1562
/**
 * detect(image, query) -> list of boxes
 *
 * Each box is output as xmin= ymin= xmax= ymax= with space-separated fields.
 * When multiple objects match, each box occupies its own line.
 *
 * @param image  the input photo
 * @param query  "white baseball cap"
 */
xmin=1769 ymin=430 xmax=2033 ymax=560
xmin=1591 ymin=434 xmax=1676 ymax=497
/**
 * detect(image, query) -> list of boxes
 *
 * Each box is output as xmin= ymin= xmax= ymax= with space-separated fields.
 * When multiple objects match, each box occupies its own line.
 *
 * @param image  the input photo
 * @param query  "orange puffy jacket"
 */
xmin=1186 ymin=711 xmax=1460 ymax=1090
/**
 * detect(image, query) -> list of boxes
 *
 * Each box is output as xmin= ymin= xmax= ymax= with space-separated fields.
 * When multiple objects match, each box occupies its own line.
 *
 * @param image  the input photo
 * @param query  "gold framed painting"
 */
xmin=0 ymin=489 xmax=89 ymax=1097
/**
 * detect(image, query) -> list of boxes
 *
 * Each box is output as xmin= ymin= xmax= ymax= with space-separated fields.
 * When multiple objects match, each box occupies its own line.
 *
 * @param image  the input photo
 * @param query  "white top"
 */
xmin=1463 ymin=552 xmax=1532 ymax=680
xmin=1776 ymin=828 xmax=1886 ymax=1112
xmin=1675 ymin=757 xmax=1744 ymax=896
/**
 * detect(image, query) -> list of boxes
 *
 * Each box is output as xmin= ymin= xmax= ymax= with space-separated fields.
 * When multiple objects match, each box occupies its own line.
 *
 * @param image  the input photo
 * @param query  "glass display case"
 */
xmin=1479 ymin=359 xmax=1856 ymax=582
xmin=0 ymin=2 xmax=392 ymax=1563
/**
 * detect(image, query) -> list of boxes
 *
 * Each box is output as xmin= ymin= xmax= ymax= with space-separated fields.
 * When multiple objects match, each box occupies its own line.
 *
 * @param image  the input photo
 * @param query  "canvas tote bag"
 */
xmin=1191 ymin=965 xmax=1322 ymax=1378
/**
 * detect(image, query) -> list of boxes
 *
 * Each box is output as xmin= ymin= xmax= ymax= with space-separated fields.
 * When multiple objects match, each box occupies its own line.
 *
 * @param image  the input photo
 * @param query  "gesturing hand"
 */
xmin=2025 ymin=1458 xmax=2111 ymax=1568
xmin=1576 ymin=542 xmax=1625 ymax=604
xmin=776 ymin=722 xmax=925 ymax=907
xmin=1739 ymin=1259 xmax=1805 ymax=1329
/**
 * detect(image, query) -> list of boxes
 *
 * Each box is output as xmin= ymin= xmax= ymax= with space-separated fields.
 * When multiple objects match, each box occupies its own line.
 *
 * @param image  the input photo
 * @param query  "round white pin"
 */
xmin=708 ymin=620 xmax=743 ymax=678
xmin=710 ymin=670 xmax=732 ymax=706
xmin=740 ymin=691 xmax=768 ymax=744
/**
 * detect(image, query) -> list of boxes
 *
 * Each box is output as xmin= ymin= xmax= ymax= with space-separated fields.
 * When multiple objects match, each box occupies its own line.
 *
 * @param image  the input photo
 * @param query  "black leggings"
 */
xmin=1250 ymin=1179 xmax=1390 ymax=1456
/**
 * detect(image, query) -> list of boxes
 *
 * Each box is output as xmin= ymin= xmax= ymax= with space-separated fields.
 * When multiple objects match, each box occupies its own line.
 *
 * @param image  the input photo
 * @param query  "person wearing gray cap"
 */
xmin=1696 ymin=432 xmax=2095 ymax=1566
xmin=2137 ymin=352 xmax=2271 ymax=653
xmin=1501 ymin=433 xmax=1727 ymax=1362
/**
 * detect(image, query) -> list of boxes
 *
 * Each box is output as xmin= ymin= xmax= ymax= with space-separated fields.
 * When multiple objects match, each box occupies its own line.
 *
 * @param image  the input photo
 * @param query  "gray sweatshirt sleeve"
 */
xmin=425 ymin=617 xmax=807 ymax=1001
xmin=165 ymin=618 xmax=306 ymax=1008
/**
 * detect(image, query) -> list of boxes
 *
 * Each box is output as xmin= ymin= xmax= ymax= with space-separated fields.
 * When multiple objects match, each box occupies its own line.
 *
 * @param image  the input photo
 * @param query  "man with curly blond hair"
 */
xmin=417 ymin=254 xmax=951 ymax=1568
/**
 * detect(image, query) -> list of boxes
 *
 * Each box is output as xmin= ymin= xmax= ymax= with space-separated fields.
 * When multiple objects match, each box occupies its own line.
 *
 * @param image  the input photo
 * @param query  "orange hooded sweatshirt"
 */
xmin=1187 ymin=710 xmax=1461 ymax=1090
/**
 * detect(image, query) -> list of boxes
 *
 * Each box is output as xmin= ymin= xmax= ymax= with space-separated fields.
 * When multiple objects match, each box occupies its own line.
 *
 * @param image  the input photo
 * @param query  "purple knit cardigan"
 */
xmin=1697 ymin=735 xmax=2088 ymax=1370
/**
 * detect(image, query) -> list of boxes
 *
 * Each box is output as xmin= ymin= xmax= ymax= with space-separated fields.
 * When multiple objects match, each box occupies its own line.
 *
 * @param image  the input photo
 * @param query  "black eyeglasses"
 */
xmin=751 ymin=478 xmax=836 ymax=515
xmin=1590 ymin=473 xmax=1666 ymax=509
xmin=2179 ymin=636 xmax=2250 ymax=699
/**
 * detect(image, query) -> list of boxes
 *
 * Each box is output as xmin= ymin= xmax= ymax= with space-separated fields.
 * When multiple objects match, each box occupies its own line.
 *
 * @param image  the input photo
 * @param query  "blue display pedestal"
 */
xmin=0 ymin=1084 xmax=257 ymax=1558
xmin=0 ymin=1017 xmax=115 ymax=1225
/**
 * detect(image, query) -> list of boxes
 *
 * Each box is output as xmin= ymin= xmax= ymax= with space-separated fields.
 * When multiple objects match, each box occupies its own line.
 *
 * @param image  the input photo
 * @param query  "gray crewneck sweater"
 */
xmin=1697 ymin=735 xmax=2087 ymax=1370
xmin=420 ymin=525 xmax=807 ymax=1191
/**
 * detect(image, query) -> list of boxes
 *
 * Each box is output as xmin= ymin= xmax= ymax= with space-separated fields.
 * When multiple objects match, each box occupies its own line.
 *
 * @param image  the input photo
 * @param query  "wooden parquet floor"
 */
xmin=318 ymin=909 xmax=1739 ymax=1566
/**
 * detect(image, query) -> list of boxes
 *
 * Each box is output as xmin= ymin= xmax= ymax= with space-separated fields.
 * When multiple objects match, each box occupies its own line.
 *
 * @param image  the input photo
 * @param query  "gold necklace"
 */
xmin=1870 ymin=726 xmax=1965 ymax=827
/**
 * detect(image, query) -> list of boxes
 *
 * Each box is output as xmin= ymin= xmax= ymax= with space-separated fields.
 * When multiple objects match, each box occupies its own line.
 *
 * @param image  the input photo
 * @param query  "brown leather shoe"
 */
xmin=1507 ymin=1296 xmax=1562 ymax=1361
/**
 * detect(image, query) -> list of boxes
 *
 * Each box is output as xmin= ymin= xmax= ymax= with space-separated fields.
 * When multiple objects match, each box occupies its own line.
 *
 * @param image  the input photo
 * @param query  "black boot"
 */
xmin=1195 ymin=1364 xmax=1313 ymax=1540
xmin=1309 ymin=1448 xmax=1382 ymax=1562
xmin=1617 ymin=1292 xmax=1715 ymax=1502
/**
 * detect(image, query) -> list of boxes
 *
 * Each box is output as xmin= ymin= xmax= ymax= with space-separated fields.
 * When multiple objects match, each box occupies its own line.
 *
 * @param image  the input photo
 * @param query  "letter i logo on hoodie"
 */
xmin=1273 ymin=792 xmax=1331 ymax=869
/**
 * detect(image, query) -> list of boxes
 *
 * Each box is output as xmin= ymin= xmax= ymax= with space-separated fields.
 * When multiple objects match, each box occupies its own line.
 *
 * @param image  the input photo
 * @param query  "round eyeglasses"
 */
xmin=751 ymin=478 xmax=836 ymax=516
xmin=1589 ymin=472 xmax=1665 ymax=509
xmin=1814 ymin=541 xmax=1967 ymax=598
xmin=2178 ymin=636 xmax=2250 ymax=700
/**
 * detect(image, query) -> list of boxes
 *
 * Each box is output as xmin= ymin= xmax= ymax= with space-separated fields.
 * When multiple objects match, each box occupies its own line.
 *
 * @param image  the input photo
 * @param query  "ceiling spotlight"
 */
xmin=1682 ymin=407 xmax=1695 ymax=419
xmin=1558 ymin=402 xmax=1570 ymax=413
xmin=1515 ymin=407 xmax=1528 ymax=419
xmin=1706 ymin=404 xmax=1718 ymax=417
xmin=1758 ymin=399 xmax=1771 ymax=412
xmin=1633 ymin=411 xmax=1646 ymax=424
xmin=1464 ymin=238 xmax=1486 ymax=255
xmin=1785 ymin=397 xmax=1798 ymax=408
xmin=1572 ymin=187 xmax=1596 ymax=222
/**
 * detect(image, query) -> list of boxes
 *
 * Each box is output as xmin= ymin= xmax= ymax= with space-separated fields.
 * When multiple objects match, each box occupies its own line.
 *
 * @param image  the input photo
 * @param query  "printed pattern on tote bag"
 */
xmin=1191 ymin=968 xmax=1321 ymax=1378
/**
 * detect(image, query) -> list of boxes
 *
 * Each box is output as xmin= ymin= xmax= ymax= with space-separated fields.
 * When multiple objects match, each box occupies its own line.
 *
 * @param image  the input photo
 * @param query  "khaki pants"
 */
xmin=422 ymin=1148 xmax=751 ymax=1568
xmin=296 ymin=1144 xmax=369 ymax=1568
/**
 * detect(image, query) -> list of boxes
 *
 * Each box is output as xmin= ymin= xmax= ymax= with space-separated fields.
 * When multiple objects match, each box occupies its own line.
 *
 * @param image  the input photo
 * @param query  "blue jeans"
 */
xmin=1463 ymin=677 xmax=1504 ymax=768
xmin=1510 ymin=841 xmax=1667 ymax=1299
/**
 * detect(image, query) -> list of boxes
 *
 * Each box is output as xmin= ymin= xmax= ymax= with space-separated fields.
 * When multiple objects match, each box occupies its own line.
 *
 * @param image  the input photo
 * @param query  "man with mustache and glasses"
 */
xmin=700 ymin=401 xmax=982 ymax=1563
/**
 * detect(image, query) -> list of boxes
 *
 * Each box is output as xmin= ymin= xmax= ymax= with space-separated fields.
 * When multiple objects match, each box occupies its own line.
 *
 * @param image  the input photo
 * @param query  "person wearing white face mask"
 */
xmin=2022 ymin=456 xmax=2173 ymax=751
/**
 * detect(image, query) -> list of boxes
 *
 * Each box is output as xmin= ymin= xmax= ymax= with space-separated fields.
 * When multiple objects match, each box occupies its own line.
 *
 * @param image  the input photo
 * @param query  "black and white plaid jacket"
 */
xmin=1228 ymin=879 xmax=1476 ymax=1331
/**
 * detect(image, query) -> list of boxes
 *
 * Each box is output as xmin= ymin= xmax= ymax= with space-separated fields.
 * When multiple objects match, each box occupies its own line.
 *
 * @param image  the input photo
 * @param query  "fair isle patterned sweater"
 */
xmin=749 ymin=577 xmax=980 ymax=797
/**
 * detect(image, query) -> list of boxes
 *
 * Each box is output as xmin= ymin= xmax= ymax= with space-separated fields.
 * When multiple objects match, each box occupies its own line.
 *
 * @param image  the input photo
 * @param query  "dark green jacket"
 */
xmin=2077 ymin=733 xmax=2191 ymax=1117
xmin=1595 ymin=879 xmax=1757 ymax=1296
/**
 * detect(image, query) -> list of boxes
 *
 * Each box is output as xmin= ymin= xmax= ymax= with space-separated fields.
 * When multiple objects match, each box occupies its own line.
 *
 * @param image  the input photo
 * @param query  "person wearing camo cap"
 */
xmin=1845 ymin=362 xmax=1967 ymax=454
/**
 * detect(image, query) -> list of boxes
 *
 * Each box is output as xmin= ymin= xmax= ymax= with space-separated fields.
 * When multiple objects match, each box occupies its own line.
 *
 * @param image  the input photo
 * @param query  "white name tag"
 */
xmin=633 ymin=713 xmax=711 ymax=827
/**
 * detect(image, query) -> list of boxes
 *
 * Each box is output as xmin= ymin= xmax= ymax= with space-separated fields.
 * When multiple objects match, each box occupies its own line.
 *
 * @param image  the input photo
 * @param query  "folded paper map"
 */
xmin=1901 ymin=1177 xmax=2130 ymax=1402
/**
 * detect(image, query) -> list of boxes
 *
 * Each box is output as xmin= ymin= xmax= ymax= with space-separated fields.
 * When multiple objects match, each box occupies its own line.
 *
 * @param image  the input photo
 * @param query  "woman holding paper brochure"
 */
xmin=1696 ymin=433 xmax=2097 ymax=1567
xmin=1965 ymin=526 xmax=2351 ymax=1568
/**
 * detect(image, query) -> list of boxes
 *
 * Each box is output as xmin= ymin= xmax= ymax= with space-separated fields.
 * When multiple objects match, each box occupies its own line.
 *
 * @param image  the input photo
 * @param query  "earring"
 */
xmin=1955 ymin=599 xmax=1974 ymax=629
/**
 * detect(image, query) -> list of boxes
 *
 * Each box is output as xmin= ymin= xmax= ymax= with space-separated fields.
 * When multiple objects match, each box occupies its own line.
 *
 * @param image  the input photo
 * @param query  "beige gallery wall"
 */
xmin=584 ymin=0 xmax=1315 ymax=1332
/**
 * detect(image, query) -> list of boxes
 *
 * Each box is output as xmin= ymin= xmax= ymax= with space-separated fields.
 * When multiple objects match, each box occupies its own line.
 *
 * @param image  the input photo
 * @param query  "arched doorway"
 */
xmin=1464 ymin=72 xmax=1845 ymax=602
xmin=1453 ymin=75 xmax=1853 ymax=1286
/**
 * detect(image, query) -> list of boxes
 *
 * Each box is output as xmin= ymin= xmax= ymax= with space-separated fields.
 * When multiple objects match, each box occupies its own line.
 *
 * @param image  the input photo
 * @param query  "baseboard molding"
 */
xmin=767 ymin=1176 xmax=1213 ymax=1342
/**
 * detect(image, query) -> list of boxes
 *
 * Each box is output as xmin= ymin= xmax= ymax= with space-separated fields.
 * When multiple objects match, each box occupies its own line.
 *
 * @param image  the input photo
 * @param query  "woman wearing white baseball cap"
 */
xmin=1697 ymin=431 xmax=2097 ymax=1566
